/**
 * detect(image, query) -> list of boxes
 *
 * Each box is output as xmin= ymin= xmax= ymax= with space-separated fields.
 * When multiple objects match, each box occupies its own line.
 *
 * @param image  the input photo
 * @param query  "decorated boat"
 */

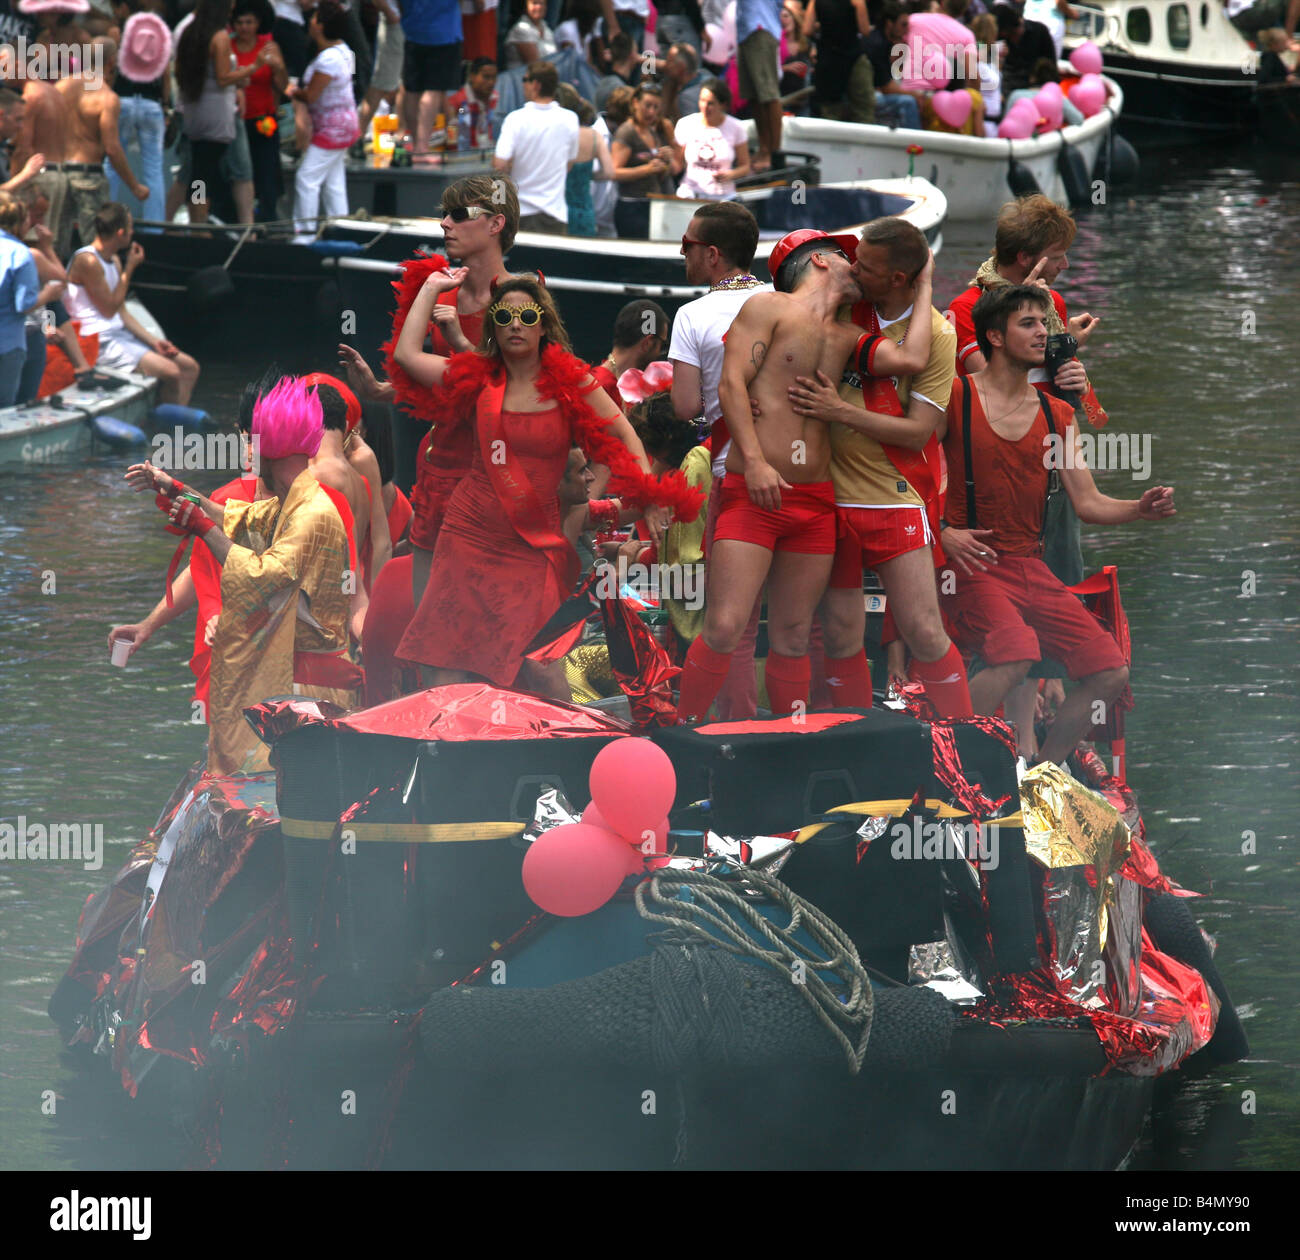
xmin=767 ymin=79 xmax=1133 ymax=223
xmin=48 ymin=577 xmax=1246 ymax=1170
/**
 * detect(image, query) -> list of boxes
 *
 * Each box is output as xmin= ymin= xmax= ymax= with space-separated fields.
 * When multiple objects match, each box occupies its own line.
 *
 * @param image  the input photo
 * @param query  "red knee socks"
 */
xmin=676 ymin=637 xmax=734 ymax=722
xmin=910 ymin=644 xmax=974 ymax=719
xmin=825 ymin=648 xmax=872 ymax=709
xmin=764 ymin=651 xmax=811 ymax=716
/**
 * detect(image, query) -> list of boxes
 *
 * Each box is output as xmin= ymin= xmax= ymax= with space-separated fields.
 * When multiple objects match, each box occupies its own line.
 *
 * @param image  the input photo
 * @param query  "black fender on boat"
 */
xmin=186 ymin=264 xmax=236 ymax=308
xmin=1144 ymin=891 xmax=1250 ymax=1064
xmin=1098 ymin=132 xmax=1141 ymax=189
xmin=1007 ymin=159 xmax=1041 ymax=199
xmin=1058 ymin=143 xmax=1092 ymax=206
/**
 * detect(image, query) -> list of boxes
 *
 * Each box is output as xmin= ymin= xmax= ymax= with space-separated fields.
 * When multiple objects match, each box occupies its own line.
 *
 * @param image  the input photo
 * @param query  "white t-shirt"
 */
xmin=674 ymin=112 xmax=748 ymax=200
xmin=273 ymin=1 xmax=305 ymax=25
xmin=495 ymin=100 xmax=580 ymax=221
xmin=667 ymin=282 xmax=772 ymax=476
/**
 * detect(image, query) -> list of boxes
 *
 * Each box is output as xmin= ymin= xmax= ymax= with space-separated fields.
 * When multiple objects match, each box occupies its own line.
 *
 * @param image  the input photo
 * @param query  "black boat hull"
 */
xmin=1100 ymin=57 xmax=1258 ymax=145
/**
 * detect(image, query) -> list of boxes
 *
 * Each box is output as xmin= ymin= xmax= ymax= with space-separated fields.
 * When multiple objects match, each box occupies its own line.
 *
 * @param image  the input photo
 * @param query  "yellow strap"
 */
xmin=794 ymin=802 xmax=1025 ymax=844
xmin=280 ymin=818 xmax=526 ymax=844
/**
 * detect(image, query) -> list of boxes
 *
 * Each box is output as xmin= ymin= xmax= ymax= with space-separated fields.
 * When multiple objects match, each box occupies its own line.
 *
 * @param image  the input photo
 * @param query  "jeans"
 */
xmin=0 ymin=345 xmax=25 ymax=407
xmin=875 ymin=91 xmax=922 ymax=130
xmin=107 ymin=95 xmax=166 ymax=228
xmin=18 ymin=323 xmax=46 ymax=403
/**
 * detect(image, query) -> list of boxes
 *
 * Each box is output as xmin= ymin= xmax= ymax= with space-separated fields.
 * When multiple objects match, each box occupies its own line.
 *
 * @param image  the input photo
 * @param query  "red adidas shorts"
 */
xmin=713 ymin=475 xmax=837 ymax=554
xmin=941 ymin=554 xmax=1126 ymax=679
xmin=830 ymin=505 xmax=931 ymax=589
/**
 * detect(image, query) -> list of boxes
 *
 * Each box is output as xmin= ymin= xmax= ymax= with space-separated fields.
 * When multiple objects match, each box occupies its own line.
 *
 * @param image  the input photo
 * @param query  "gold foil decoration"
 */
xmin=1019 ymin=763 xmax=1139 ymax=1009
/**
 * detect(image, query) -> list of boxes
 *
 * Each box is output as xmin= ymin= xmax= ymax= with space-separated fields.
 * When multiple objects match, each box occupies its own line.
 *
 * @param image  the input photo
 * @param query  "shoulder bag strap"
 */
xmin=962 ymin=377 xmax=978 ymax=530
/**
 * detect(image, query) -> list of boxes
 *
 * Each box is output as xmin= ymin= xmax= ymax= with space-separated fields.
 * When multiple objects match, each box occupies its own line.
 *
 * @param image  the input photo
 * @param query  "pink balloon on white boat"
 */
xmin=1034 ymin=88 xmax=1064 ymax=131
xmin=932 ymin=89 xmax=972 ymax=129
xmin=997 ymin=103 xmax=1038 ymax=140
xmin=1069 ymin=41 xmax=1104 ymax=77
xmin=1069 ymin=74 xmax=1108 ymax=118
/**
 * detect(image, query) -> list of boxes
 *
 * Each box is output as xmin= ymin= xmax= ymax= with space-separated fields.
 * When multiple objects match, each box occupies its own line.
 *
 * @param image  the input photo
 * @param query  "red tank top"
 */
xmin=943 ymin=376 xmax=1073 ymax=557
xmin=234 ymin=34 xmax=275 ymax=119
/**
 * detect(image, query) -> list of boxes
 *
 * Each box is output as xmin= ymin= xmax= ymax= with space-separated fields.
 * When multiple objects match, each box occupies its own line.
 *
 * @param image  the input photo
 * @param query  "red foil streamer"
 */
xmin=598 ymin=591 xmax=680 ymax=727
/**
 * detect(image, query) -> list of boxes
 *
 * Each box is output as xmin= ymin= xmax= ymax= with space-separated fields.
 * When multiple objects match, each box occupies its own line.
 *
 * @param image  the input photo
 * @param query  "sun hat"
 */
xmin=18 ymin=1 xmax=91 ymax=14
xmin=118 ymin=12 xmax=174 ymax=83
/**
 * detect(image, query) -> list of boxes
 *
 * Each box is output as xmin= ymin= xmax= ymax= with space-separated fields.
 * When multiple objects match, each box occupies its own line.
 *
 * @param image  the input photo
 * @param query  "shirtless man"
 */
xmin=55 ymin=37 xmax=148 ymax=256
xmin=674 ymin=229 xmax=865 ymax=722
xmin=12 ymin=65 xmax=74 ymax=255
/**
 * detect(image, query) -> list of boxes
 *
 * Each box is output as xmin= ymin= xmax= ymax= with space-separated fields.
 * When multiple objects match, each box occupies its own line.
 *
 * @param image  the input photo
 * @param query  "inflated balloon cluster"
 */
xmin=521 ymin=739 xmax=675 ymax=918
xmin=520 ymin=738 xmax=799 ymax=918
xmin=997 ymin=41 xmax=1108 ymax=139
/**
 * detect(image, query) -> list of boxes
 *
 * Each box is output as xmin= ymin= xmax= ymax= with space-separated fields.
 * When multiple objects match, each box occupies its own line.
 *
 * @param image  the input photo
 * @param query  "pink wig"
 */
xmin=252 ymin=377 xmax=323 ymax=460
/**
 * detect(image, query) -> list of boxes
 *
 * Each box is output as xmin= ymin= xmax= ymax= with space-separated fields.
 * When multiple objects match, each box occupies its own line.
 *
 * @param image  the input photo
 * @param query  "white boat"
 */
xmin=1062 ymin=2 xmax=1258 ymax=143
xmin=764 ymin=78 xmax=1126 ymax=222
xmin=324 ymin=174 xmax=948 ymax=365
xmin=0 ymin=368 xmax=158 ymax=465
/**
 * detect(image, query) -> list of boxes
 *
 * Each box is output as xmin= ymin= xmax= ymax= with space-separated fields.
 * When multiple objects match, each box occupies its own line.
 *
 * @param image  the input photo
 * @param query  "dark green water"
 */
xmin=1 ymin=144 xmax=1296 ymax=1171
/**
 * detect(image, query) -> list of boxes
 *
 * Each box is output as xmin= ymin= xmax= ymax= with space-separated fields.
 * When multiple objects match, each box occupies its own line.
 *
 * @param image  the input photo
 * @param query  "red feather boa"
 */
xmin=380 ymin=254 xmax=703 ymax=521
xmin=380 ymin=253 xmax=451 ymax=425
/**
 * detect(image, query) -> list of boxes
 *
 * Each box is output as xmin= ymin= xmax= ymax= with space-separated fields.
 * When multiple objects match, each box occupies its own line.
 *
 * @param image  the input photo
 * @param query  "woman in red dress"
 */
xmin=389 ymin=271 xmax=699 ymax=695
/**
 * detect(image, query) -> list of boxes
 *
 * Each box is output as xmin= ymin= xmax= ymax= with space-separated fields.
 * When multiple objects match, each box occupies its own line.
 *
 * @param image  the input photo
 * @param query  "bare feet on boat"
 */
xmin=752 ymin=152 xmax=772 ymax=173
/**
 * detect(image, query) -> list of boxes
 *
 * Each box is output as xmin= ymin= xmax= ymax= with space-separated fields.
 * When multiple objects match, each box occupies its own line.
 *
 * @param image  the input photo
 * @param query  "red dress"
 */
xmin=407 ymin=293 xmax=484 ymax=551
xmin=399 ymin=406 xmax=574 ymax=683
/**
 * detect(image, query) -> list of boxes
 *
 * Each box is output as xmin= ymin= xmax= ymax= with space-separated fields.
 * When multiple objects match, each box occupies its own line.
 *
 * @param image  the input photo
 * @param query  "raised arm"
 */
xmin=869 ymin=254 xmax=935 ymax=378
xmin=69 ymin=242 xmax=142 ymax=318
xmin=391 ymin=267 xmax=468 ymax=387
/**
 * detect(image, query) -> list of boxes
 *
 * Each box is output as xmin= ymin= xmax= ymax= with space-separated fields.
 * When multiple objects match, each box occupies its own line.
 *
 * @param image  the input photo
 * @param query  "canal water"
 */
xmin=1 ymin=142 xmax=1296 ymax=1172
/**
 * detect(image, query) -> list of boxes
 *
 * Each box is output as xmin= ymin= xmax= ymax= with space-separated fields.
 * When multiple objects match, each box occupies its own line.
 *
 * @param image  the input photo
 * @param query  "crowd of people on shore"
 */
xmin=110 ymin=163 xmax=1176 ymax=776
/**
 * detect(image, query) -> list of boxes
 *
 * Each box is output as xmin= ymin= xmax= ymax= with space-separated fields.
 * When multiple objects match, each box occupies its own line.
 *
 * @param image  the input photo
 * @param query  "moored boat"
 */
xmin=128 ymin=171 xmax=946 ymax=367
xmin=323 ymin=171 xmax=947 ymax=363
xmin=0 ymin=367 xmax=158 ymax=465
xmin=1063 ymin=2 xmax=1259 ymax=144
xmin=767 ymin=78 xmax=1130 ymax=222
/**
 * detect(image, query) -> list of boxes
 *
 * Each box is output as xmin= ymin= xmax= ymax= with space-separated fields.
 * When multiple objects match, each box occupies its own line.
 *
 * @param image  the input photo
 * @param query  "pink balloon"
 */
xmin=1069 ymin=40 xmax=1103 ymax=77
xmin=1034 ymin=88 xmax=1064 ymax=131
xmin=589 ymin=738 xmax=676 ymax=841
xmin=1039 ymin=81 xmax=1064 ymax=101
xmin=581 ymin=800 xmax=613 ymax=832
xmin=1066 ymin=78 xmax=1107 ymax=118
xmin=997 ymin=105 xmax=1036 ymax=140
xmin=1069 ymin=74 xmax=1107 ymax=118
xmin=521 ymin=823 xmax=630 ymax=917
xmin=932 ymin=89 xmax=972 ymax=130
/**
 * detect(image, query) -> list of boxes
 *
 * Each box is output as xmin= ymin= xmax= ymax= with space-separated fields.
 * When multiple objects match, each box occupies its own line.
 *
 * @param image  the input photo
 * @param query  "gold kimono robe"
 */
xmin=207 ymin=470 xmax=355 ymax=777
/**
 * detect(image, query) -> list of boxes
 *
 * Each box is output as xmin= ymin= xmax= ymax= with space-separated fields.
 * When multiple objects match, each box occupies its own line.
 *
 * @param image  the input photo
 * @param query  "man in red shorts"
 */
xmin=788 ymin=217 xmax=973 ymax=718
xmin=938 ymin=285 xmax=1175 ymax=766
xmin=675 ymin=229 xmax=865 ymax=722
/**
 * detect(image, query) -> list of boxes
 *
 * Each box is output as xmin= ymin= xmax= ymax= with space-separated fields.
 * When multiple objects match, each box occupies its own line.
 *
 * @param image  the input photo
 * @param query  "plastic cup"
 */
xmin=110 ymin=637 xmax=132 ymax=667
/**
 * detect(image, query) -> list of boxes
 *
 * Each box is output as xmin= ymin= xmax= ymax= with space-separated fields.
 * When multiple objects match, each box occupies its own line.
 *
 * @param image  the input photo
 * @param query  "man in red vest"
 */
xmin=938 ymin=285 xmax=1175 ymax=766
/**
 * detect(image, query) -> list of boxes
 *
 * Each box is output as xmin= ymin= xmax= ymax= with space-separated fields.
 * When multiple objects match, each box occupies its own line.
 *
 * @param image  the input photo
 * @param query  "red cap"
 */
xmin=302 ymin=372 xmax=362 ymax=434
xmin=767 ymin=229 xmax=861 ymax=292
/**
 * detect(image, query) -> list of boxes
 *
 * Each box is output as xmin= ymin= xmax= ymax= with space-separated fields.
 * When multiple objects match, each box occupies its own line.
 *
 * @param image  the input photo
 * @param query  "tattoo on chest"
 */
xmin=750 ymin=340 xmax=767 ymax=368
